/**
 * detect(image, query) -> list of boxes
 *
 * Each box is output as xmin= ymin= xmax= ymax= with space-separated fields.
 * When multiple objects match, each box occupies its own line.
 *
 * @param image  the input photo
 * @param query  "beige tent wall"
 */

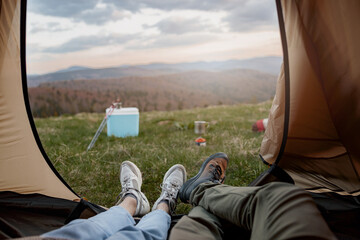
xmin=0 ymin=0 xmax=79 ymax=201
xmin=260 ymin=65 xmax=286 ymax=162
xmin=261 ymin=0 xmax=360 ymax=195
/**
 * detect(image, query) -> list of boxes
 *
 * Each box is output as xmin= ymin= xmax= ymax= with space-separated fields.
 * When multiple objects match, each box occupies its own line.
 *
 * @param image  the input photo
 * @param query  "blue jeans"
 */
xmin=42 ymin=206 xmax=171 ymax=240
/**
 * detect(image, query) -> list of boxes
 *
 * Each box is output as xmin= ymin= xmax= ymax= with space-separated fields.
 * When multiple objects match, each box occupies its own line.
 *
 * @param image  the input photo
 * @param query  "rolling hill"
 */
xmin=27 ymin=56 xmax=282 ymax=87
xmin=28 ymin=68 xmax=277 ymax=117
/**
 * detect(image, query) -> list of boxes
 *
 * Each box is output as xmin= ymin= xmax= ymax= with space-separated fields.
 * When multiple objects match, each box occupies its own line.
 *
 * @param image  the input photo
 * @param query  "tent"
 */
xmin=258 ymin=0 xmax=360 ymax=196
xmin=250 ymin=0 xmax=360 ymax=239
xmin=0 ymin=1 xmax=105 ymax=238
xmin=0 ymin=0 xmax=359 ymax=239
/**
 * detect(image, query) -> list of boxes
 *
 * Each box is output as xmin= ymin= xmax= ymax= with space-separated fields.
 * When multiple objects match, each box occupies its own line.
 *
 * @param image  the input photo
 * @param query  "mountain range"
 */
xmin=27 ymin=56 xmax=281 ymax=117
xmin=27 ymin=56 xmax=282 ymax=87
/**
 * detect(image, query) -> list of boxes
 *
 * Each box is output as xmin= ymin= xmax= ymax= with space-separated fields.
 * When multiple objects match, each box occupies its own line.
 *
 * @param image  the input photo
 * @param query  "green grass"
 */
xmin=34 ymin=101 xmax=271 ymax=214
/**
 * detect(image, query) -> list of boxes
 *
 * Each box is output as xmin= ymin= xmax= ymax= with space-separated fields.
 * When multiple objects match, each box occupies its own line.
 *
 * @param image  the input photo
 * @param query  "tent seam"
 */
xmin=274 ymin=0 xmax=290 ymax=165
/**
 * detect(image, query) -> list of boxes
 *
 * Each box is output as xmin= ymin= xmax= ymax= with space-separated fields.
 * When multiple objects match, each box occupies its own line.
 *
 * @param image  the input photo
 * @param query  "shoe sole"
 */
xmin=179 ymin=152 xmax=229 ymax=203
xmin=120 ymin=161 xmax=143 ymax=190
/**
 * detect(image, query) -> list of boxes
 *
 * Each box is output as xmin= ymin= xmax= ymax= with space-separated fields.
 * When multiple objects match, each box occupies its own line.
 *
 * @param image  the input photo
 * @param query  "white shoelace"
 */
xmin=160 ymin=180 xmax=181 ymax=203
xmin=117 ymin=176 xmax=143 ymax=204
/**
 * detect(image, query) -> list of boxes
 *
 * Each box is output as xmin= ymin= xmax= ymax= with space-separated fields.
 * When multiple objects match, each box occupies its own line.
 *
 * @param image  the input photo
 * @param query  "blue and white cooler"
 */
xmin=106 ymin=107 xmax=139 ymax=138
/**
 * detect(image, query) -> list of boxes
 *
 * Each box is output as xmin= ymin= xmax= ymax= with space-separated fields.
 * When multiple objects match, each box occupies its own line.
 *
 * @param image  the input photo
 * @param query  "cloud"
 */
xmin=30 ymin=22 xmax=71 ymax=34
xmin=27 ymin=0 xmax=279 ymax=58
xmin=128 ymin=33 xmax=219 ymax=50
xmin=148 ymin=16 xmax=220 ymax=35
xmin=43 ymin=34 xmax=135 ymax=53
xmin=28 ymin=0 xmax=99 ymax=18
xmin=77 ymin=5 xmax=120 ymax=25
xmin=223 ymin=0 xmax=278 ymax=32
xmin=103 ymin=0 xmax=231 ymax=12
xmin=26 ymin=43 xmax=43 ymax=55
xmin=27 ymin=0 xmax=129 ymax=25
xmin=28 ymin=0 xmax=278 ymax=31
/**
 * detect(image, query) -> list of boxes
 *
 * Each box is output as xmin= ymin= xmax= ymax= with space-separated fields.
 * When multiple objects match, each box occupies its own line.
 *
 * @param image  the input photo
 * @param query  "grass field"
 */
xmin=34 ymin=101 xmax=271 ymax=214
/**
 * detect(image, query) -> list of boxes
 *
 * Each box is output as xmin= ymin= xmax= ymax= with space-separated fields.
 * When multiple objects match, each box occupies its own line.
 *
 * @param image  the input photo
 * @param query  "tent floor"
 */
xmin=0 ymin=191 xmax=105 ymax=238
xmin=1 ymin=191 xmax=360 ymax=239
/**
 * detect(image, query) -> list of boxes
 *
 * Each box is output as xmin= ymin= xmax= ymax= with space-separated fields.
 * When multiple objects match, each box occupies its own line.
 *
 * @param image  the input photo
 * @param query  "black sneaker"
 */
xmin=179 ymin=152 xmax=229 ymax=203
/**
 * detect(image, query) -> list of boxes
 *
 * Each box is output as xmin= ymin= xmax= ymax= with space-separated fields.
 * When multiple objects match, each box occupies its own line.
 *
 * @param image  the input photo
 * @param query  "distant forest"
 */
xmin=28 ymin=69 xmax=277 ymax=117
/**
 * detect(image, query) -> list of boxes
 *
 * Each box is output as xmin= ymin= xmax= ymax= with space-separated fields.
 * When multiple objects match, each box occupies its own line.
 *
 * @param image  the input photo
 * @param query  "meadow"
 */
xmin=34 ymin=101 xmax=271 ymax=214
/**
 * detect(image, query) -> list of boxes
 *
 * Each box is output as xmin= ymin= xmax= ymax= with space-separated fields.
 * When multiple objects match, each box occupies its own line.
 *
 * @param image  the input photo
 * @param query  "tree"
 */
xmin=177 ymin=101 xmax=184 ymax=110
xmin=166 ymin=102 xmax=172 ymax=111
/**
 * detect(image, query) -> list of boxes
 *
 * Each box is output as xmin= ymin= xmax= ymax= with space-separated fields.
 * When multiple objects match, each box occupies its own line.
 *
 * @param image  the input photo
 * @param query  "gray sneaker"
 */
xmin=152 ymin=164 xmax=187 ymax=214
xmin=116 ymin=161 xmax=150 ymax=217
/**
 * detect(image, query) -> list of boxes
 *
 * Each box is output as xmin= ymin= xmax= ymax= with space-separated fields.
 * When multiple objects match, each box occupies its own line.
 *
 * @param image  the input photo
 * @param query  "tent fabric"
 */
xmin=0 ymin=0 xmax=79 ymax=200
xmin=260 ymin=0 xmax=360 ymax=195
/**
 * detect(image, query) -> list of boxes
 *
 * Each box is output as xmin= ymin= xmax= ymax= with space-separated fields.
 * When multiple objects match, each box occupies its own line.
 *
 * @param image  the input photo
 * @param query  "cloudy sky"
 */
xmin=26 ymin=0 xmax=282 ymax=74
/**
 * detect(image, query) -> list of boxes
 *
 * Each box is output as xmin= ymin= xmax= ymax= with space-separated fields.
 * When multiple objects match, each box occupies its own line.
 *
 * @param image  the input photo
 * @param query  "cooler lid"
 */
xmin=106 ymin=107 xmax=139 ymax=115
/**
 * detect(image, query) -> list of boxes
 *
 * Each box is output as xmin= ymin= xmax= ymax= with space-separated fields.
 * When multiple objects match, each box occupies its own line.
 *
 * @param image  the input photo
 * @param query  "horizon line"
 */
xmin=27 ymin=55 xmax=283 ymax=76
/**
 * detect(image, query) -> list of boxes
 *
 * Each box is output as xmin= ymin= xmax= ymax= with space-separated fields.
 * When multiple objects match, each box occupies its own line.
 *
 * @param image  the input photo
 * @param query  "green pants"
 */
xmin=170 ymin=182 xmax=336 ymax=240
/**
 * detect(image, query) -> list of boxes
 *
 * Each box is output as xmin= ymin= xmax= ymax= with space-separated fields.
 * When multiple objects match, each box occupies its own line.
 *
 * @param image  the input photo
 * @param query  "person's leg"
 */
xmin=191 ymin=182 xmax=337 ymax=240
xmin=171 ymin=152 xmax=229 ymax=240
xmin=170 ymin=206 xmax=224 ymax=240
xmin=151 ymin=164 xmax=187 ymax=215
xmin=102 ymin=209 xmax=170 ymax=240
xmin=42 ymin=161 xmax=150 ymax=240
xmin=41 ymin=204 xmax=135 ymax=240
xmin=175 ymin=152 xmax=336 ymax=240
xmin=116 ymin=161 xmax=150 ymax=217
xmin=107 ymin=164 xmax=186 ymax=240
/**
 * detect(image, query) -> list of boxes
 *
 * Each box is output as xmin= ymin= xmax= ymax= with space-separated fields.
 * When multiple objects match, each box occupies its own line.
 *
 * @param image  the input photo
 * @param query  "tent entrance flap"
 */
xmin=0 ymin=0 xmax=79 ymax=200
xmin=260 ymin=0 xmax=360 ymax=194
